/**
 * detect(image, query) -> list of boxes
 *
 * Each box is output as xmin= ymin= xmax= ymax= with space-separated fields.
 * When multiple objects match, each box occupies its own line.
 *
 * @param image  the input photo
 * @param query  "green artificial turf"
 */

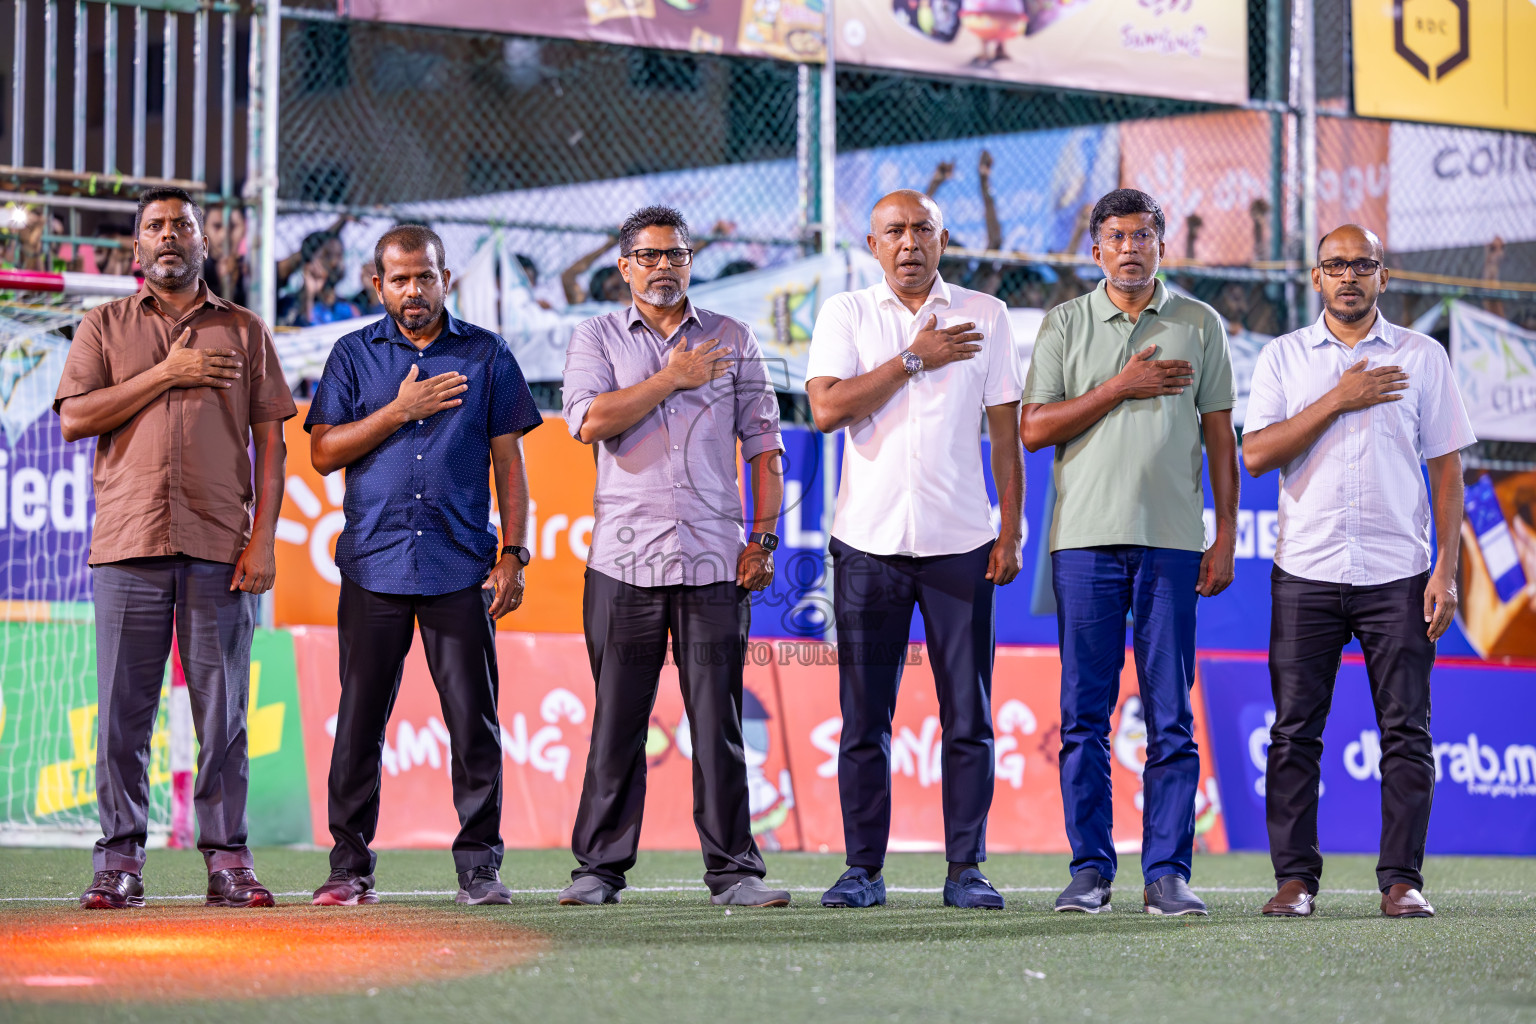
xmin=2 ymin=847 xmax=1534 ymax=1024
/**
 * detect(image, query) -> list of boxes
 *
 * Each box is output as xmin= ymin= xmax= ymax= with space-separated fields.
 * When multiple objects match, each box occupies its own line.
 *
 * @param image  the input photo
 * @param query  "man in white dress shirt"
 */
xmin=1243 ymin=224 xmax=1475 ymax=920
xmin=804 ymin=190 xmax=1024 ymax=910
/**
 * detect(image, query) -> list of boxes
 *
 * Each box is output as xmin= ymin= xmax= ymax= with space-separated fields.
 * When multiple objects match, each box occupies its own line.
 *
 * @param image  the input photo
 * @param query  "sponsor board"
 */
xmin=1202 ymin=655 xmax=1536 ymax=856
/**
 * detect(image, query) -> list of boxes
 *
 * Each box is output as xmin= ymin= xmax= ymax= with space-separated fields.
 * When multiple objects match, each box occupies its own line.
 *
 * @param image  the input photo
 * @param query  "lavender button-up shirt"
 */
xmin=562 ymin=301 xmax=784 ymax=588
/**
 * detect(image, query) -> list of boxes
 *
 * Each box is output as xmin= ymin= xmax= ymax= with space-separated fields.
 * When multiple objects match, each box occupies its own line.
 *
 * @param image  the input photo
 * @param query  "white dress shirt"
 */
xmin=805 ymin=275 xmax=1022 ymax=557
xmin=1245 ymin=312 xmax=1476 ymax=586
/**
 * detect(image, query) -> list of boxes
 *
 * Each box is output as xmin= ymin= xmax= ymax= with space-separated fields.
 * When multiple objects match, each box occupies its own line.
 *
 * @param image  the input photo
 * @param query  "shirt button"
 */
xmin=673 ymin=444 xmax=679 ymax=450
xmin=415 ymin=493 xmax=422 ymax=499
xmin=416 ymin=454 xmax=423 ymax=460
xmin=1349 ymin=500 xmax=1356 ymax=507
xmin=418 ymin=419 xmax=424 ymax=425
xmin=1349 ymin=426 xmax=1356 ymax=433
xmin=416 ymin=530 xmax=423 ymax=536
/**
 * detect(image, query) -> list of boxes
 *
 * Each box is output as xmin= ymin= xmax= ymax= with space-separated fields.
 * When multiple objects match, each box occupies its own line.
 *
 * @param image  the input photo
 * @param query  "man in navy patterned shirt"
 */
xmin=304 ymin=224 xmax=543 ymax=907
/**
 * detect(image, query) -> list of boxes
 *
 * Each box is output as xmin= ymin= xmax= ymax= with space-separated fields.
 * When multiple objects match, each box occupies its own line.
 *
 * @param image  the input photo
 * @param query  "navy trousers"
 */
xmin=1052 ymin=545 xmax=1202 ymax=885
xmin=830 ymin=537 xmax=996 ymax=868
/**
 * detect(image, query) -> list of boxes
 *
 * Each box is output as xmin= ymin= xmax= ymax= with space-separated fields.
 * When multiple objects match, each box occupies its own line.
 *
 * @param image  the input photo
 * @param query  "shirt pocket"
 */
xmin=1372 ymin=382 xmax=1415 ymax=441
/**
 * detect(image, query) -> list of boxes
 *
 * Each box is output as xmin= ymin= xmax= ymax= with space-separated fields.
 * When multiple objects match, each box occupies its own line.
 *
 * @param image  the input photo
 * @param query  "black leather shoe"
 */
xmin=1054 ymin=867 xmax=1112 ymax=913
xmin=80 ymin=870 xmax=145 ymax=909
xmin=206 ymin=867 xmax=276 ymax=908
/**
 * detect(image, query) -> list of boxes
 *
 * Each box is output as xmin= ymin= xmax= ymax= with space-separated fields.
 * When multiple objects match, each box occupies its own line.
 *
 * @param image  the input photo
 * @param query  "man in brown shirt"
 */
xmin=54 ymin=186 xmax=296 ymax=910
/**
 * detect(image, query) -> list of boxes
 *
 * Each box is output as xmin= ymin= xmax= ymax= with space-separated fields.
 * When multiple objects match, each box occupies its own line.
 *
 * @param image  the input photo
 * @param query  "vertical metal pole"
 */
xmin=72 ymin=0 xmax=86 ymax=172
xmin=221 ymin=11 xmax=234 ymax=199
xmin=162 ymin=11 xmax=177 ymax=179
xmin=132 ymin=5 xmax=146 ymax=179
xmin=1294 ymin=0 xmax=1318 ymax=323
xmin=11 ymin=0 xmax=27 ymax=168
xmin=818 ymin=0 xmax=836 ymax=256
xmin=103 ymin=2 xmax=117 ymax=174
xmin=796 ymin=63 xmax=811 ymax=252
xmin=256 ymin=0 xmax=280 ymax=327
xmin=43 ymin=0 xmax=57 ymax=170
xmin=191 ymin=9 xmax=208 ymax=188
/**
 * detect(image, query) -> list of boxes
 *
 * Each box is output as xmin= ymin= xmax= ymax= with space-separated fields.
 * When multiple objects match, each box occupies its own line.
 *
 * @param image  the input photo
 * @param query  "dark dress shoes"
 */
xmin=1381 ymin=884 xmax=1434 ymax=918
xmin=1260 ymin=879 xmax=1316 ymax=917
xmin=80 ymin=870 xmax=145 ymax=909
xmin=206 ymin=867 xmax=277 ymax=908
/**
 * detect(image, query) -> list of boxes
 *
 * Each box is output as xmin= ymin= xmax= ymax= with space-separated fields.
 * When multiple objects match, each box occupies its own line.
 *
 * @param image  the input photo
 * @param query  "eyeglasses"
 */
xmin=624 ymin=248 xmax=694 ymax=267
xmin=1099 ymin=229 xmax=1159 ymax=251
xmin=1318 ymin=258 xmax=1382 ymax=277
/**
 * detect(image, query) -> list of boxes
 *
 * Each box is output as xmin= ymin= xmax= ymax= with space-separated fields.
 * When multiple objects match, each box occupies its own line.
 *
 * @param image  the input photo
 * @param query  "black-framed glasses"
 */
xmin=1318 ymin=258 xmax=1382 ymax=277
xmin=624 ymin=248 xmax=694 ymax=267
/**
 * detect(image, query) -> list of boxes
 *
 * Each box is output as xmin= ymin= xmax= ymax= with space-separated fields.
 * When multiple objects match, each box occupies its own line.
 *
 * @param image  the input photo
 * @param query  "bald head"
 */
xmin=1316 ymin=223 xmax=1384 ymax=265
xmin=870 ymin=190 xmax=944 ymax=234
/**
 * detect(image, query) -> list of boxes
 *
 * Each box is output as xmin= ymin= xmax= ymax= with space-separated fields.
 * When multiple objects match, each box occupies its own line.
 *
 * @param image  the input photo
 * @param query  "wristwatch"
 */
xmin=501 ymin=545 xmax=531 ymax=566
xmin=899 ymin=349 xmax=923 ymax=376
xmin=747 ymin=532 xmax=780 ymax=551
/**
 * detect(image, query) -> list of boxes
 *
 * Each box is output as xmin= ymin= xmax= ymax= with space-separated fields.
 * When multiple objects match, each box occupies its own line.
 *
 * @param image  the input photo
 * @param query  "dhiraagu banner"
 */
xmin=0 ymin=623 xmax=310 ymax=845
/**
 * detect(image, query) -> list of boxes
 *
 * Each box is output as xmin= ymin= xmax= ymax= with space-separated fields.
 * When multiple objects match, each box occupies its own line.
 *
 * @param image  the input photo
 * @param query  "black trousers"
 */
xmin=571 ymin=570 xmax=766 ymax=894
xmin=329 ymin=576 xmax=504 ymax=875
xmin=830 ymin=537 xmax=996 ymax=868
xmin=1266 ymin=567 xmax=1436 ymax=893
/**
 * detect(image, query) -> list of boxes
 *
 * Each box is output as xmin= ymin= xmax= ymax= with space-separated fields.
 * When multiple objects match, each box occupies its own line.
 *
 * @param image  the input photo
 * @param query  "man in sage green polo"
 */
xmin=1021 ymin=188 xmax=1238 ymax=918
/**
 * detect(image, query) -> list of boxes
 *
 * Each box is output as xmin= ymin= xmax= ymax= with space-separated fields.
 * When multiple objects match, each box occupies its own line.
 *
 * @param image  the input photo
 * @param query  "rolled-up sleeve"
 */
xmin=733 ymin=324 xmax=784 ymax=460
xmin=561 ymin=320 xmax=616 ymax=441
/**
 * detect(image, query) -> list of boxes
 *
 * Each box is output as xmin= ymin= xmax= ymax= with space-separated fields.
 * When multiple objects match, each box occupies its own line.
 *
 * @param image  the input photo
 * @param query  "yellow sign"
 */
xmin=1352 ymin=0 xmax=1536 ymax=133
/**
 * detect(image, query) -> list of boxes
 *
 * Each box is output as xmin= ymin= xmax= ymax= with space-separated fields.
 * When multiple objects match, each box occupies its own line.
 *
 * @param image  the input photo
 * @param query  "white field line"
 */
xmin=3 ymin=885 xmax=1532 ymax=903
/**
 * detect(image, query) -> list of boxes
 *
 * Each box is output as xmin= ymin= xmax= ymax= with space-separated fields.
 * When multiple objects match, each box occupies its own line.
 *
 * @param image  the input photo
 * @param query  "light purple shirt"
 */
xmin=1245 ymin=312 xmax=1476 ymax=586
xmin=562 ymin=301 xmax=784 ymax=587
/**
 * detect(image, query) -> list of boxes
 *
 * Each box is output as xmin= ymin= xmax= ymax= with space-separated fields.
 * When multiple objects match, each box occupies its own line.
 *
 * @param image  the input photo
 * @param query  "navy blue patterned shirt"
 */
xmin=305 ymin=312 xmax=542 ymax=596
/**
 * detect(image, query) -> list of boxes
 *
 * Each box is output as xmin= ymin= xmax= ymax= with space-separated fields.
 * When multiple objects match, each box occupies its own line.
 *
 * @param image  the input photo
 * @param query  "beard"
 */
xmin=387 ymin=294 xmax=443 ymax=332
xmin=1107 ymin=271 xmax=1153 ymax=292
xmin=1328 ymin=294 xmax=1374 ymax=323
xmin=638 ymin=280 xmax=684 ymax=308
xmin=142 ymin=241 xmax=204 ymax=290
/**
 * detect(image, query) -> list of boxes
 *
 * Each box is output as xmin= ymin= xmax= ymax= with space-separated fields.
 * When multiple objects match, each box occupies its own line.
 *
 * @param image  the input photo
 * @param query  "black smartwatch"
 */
xmin=501 ymin=545 xmax=531 ymax=566
xmin=747 ymin=532 xmax=779 ymax=551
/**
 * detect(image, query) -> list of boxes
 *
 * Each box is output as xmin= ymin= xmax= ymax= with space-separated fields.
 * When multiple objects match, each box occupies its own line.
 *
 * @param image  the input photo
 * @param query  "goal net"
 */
xmin=0 ymin=270 xmax=191 ymax=848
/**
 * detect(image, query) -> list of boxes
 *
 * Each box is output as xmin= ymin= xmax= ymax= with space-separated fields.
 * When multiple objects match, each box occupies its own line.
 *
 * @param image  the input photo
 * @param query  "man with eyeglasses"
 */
xmin=1242 ymin=224 xmax=1474 ymax=920
xmin=1022 ymin=188 xmax=1239 ymax=917
xmin=559 ymin=205 xmax=790 ymax=908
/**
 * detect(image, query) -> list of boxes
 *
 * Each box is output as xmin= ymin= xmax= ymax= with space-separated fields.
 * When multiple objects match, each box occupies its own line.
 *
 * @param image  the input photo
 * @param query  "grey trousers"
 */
xmin=92 ymin=556 xmax=258 ymax=874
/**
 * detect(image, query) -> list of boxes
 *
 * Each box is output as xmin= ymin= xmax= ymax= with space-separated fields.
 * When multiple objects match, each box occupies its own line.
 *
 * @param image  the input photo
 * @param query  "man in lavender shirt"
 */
xmin=558 ymin=205 xmax=790 ymax=908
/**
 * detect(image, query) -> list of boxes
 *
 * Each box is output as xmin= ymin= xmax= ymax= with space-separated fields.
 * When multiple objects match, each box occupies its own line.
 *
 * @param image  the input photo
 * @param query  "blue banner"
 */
xmin=1202 ymin=655 xmax=1536 ymax=856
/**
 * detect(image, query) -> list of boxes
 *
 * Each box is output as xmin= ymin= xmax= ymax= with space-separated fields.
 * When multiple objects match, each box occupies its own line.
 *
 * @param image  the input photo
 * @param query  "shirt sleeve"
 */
xmin=489 ymin=336 xmax=544 ymax=439
xmin=561 ymin=319 xmax=617 ymax=441
xmin=732 ymin=323 xmax=785 ymax=461
xmin=1418 ymin=340 xmax=1477 ymax=459
xmin=983 ymin=301 xmax=1023 ymax=406
xmin=52 ymin=309 xmax=111 ymax=413
xmin=303 ymin=341 xmax=357 ymax=433
xmin=804 ymin=294 xmax=861 ymax=383
xmin=1240 ymin=341 xmax=1287 ymax=433
xmin=1020 ymin=307 xmax=1067 ymax=405
xmin=1194 ymin=311 xmax=1236 ymax=414
xmin=248 ymin=319 xmax=299 ymax=424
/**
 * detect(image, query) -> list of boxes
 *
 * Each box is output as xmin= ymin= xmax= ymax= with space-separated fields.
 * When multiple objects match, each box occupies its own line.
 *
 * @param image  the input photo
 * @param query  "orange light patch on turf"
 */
xmin=0 ymin=907 xmax=544 ymax=1002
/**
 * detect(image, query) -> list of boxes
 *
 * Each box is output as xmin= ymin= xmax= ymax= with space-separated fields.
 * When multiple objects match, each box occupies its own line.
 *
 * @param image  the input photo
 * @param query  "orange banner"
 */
xmin=273 ymin=407 xmax=596 ymax=633
xmin=777 ymin=643 xmax=1226 ymax=856
xmin=290 ymin=627 xmax=799 ymax=854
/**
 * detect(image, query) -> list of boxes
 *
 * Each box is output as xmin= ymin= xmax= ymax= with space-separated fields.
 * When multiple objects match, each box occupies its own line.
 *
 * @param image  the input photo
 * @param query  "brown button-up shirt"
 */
xmin=53 ymin=285 xmax=297 ymax=566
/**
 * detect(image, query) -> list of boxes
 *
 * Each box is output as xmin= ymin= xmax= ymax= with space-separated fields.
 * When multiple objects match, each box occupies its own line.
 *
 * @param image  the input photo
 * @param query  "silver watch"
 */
xmin=900 ymin=349 xmax=923 ymax=376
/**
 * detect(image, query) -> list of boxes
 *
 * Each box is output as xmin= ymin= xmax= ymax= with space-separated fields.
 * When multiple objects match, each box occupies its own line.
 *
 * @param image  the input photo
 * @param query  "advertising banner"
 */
xmin=345 ymin=0 xmax=826 ymax=62
xmin=1449 ymin=300 xmax=1536 ymax=444
xmin=1387 ymin=124 xmax=1536 ymax=252
xmin=1202 ymin=655 xmax=1536 ymax=856
xmin=290 ymin=627 xmax=800 ymax=852
xmin=834 ymin=0 xmax=1246 ymax=106
xmin=1315 ymin=117 xmax=1391 ymax=251
xmin=1457 ymin=468 xmax=1536 ymax=661
xmin=1353 ymin=0 xmax=1536 ymax=134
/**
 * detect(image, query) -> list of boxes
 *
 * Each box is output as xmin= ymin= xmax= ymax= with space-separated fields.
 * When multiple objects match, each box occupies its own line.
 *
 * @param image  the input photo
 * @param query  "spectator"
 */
xmin=348 ymin=264 xmax=385 ymax=317
xmin=585 ymin=265 xmax=629 ymax=305
xmin=716 ymin=259 xmax=758 ymax=279
xmin=278 ymin=232 xmax=359 ymax=327
xmin=204 ymin=206 xmax=249 ymax=307
xmin=97 ymin=222 xmax=139 ymax=279
xmin=276 ymin=215 xmax=352 ymax=286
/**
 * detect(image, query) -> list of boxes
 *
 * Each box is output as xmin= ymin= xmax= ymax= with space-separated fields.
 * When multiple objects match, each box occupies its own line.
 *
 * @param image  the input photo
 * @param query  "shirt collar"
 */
xmin=1088 ymin=278 xmax=1168 ymax=322
xmin=1310 ymin=310 xmax=1393 ymax=349
xmin=876 ymin=274 xmax=951 ymax=312
xmin=133 ymin=281 xmax=224 ymax=313
xmin=625 ymin=300 xmax=703 ymax=336
xmin=375 ymin=309 xmax=462 ymax=347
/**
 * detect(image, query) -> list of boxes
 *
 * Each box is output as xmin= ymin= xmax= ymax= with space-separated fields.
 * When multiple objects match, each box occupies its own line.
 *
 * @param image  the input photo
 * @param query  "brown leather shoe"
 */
xmin=1381 ymin=884 xmax=1434 ymax=918
xmin=1260 ymin=879 xmax=1315 ymax=917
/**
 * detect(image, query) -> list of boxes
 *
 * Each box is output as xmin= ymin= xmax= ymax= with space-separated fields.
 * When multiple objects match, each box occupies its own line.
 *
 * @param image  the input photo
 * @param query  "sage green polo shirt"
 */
xmin=1022 ymin=279 xmax=1234 ymax=553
